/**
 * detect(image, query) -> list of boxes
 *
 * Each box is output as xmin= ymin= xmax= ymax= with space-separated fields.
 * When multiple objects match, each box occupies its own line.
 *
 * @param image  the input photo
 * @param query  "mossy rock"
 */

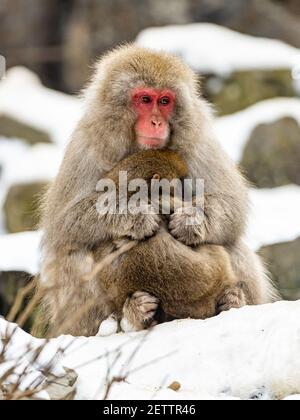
xmin=240 ymin=117 xmax=300 ymax=188
xmin=0 ymin=114 xmax=52 ymax=145
xmin=3 ymin=181 xmax=48 ymax=233
xmin=202 ymin=69 xmax=295 ymax=116
xmin=259 ymin=237 xmax=300 ymax=300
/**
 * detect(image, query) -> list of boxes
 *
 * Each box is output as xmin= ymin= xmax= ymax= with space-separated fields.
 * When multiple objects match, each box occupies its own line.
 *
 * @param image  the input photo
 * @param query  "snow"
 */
xmin=0 ymin=138 xmax=63 ymax=233
xmin=216 ymin=97 xmax=300 ymax=162
xmin=1 ymin=301 xmax=300 ymax=400
xmin=0 ymin=231 xmax=42 ymax=274
xmin=0 ymin=67 xmax=82 ymax=146
xmin=248 ymin=186 xmax=300 ymax=250
xmin=0 ymin=67 xmax=75 ymax=233
xmin=137 ymin=23 xmax=300 ymax=78
xmin=0 ymin=318 xmax=69 ymax=399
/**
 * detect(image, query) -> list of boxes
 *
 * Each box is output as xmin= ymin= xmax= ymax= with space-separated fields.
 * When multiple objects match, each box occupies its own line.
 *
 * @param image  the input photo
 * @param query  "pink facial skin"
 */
xmin=131 ymin=87 xmax=176 ymax=149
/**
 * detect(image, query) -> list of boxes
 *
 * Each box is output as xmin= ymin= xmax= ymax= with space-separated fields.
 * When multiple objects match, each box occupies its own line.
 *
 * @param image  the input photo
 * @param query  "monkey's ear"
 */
xmin=152 ymin=174 xmax=161 ymax=180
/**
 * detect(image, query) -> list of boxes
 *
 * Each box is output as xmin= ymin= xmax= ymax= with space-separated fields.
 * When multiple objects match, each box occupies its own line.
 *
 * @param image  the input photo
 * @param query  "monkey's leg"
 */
xmin=40 ymin=250 xmax=114 ymax=337
xmin=120 ymin=291 xmax=159 ymax=332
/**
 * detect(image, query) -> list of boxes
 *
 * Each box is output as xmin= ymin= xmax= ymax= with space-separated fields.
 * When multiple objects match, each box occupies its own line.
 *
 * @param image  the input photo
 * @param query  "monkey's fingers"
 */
xmin=128 ymin=211 xmax=161 ymax=241
xmin=169 ymin=207 xmax=206 ymax=246
xmin=121 ymin=291 xmax=159 ymax=333
xmin=131 ymin=291 xmax=159 ymax=303
xmin=217 ymin=287 xmax=246 ymax=314
xmin=131 ymin=291 xmax=159 ymax=316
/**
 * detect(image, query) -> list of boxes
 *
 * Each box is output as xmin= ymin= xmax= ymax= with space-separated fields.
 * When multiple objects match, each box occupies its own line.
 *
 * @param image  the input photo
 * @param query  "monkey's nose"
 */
xmin=151 ymin=118 xmax=162 ymax=128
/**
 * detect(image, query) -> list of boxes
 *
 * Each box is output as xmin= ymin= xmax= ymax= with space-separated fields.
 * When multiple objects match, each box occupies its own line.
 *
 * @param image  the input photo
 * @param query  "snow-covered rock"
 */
xmin=0 ymin=67 xmax=79 ymax=233
xmin=216 ymin=97 xmax=300 ymax=162
xmin=247 ymin=186 xmax=300 ymax=250
xmin=137 ymin=23 xmax=300 ymax=78
xmin=0 ymin=67 xmax=82 ymax=146
xmin=1 ymin=301 xmax=300 ymax=400
xmin=0 ymin=139 xmax=63 ymax=233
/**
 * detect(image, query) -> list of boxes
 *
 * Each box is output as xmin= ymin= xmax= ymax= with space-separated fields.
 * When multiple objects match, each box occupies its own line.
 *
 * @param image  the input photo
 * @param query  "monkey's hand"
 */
xmin=97 ymin=194 xmax=160 ymax=240
xmin=169 ymin=206 xmax=206 ymax=246
xmin=120 ymin=291 xmax=159 ymax=332
xmin=128 ymin=205 xmax=161 ymax=241
xmin=217 ymin=285 xmax=246 ymax=314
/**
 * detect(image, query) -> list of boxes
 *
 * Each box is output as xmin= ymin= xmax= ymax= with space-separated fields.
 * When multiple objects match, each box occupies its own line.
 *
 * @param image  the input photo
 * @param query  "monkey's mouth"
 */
xmin=137 ymin=136 xmax=167 ymax=149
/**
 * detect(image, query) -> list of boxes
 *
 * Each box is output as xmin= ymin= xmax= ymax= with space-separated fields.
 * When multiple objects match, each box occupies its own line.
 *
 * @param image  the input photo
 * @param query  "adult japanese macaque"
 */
xmin=39 ymin=45 xmax=278 ymax=337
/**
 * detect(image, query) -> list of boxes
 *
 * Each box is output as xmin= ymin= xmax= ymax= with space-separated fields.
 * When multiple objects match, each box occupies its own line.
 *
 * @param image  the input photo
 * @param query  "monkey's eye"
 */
xmin=141 ymin=95 xmax=152 ymax=104
xmin=159 ymin=96 xmax=170 ymax=106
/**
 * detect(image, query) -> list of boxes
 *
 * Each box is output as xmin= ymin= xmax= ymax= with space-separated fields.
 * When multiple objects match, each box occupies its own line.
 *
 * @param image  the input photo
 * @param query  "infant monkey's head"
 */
xmin=146 ymin=150 xmax=188 ymax=182
xmin=110 ymin=149 xmax=188 ymax=183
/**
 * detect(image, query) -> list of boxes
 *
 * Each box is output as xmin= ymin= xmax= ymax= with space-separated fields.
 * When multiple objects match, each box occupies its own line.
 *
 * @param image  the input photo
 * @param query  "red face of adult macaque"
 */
xmin=131 ymin=87 xmax=175 ymax=149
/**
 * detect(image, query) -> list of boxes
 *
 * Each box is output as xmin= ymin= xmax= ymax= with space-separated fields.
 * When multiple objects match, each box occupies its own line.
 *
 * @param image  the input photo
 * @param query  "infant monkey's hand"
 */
xmin=169 ymin=205 xmax=206 ymax=246
xmin=128 ymin=208 xmax=161 ymax=240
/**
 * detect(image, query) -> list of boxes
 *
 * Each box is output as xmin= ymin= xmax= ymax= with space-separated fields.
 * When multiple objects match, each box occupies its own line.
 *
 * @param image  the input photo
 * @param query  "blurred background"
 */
xmin=0 ymin=0 xmax=300 ymax=325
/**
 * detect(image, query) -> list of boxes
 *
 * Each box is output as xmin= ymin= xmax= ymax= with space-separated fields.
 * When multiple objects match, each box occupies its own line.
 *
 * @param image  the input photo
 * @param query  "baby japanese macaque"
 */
xmin=95 ymin=149 xmax=241 ymax=335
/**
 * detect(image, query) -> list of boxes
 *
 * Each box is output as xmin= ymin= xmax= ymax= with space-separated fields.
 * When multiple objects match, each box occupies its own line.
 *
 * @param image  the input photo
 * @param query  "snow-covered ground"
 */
xmin=137 ymin=23 xmax=300 ymax=80
xmin=1 ymin=301 xmax=300 ymax=400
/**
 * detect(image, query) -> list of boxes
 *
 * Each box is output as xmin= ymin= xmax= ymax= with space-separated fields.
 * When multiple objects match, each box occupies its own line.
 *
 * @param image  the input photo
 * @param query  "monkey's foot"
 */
xmin=169 ymin=206 xmax=206 ymax=246
xmin=217 ymin=287 xmax=246 ymax=314
xmin=120 ymin=291 xmax=159 ymax=332
xmin=96 ymin=314 xmax=119 ymax=337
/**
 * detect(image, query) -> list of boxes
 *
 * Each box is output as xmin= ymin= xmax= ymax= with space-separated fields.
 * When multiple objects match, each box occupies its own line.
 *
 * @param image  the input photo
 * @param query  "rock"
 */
xmin=0 ymin=271 xmax=43 ymax=335
xmin=190 ymin=0 xmax=300 ymax=50
xmin=0 ymin=115 xmax=52 ymax=145
xmin=62 ymin=0 xmax=192 ymax=91
xmin=3 ymin=182 xmax=48 ymax=233
xmin=203 ymin=70 xmax=295 ymax=116
xmin=259 ymin=237 xmax=300 ymax=300
xmin=3 ymin=0 xmax=300 ymax=92
xmin=168 ymin=381 xmax=181 ymax=392
xmin=240 ymin=117 xmax=300 ymax=188
xmin=0 ymin=270 xmax=33 ymax=317
xmin=43 ymin=368 xmax=78 ymax=400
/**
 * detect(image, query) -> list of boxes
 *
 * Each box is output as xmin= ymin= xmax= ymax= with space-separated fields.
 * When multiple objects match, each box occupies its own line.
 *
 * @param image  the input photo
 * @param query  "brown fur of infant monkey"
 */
xmin=94 ymin=149 xmax=242 ymax=335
